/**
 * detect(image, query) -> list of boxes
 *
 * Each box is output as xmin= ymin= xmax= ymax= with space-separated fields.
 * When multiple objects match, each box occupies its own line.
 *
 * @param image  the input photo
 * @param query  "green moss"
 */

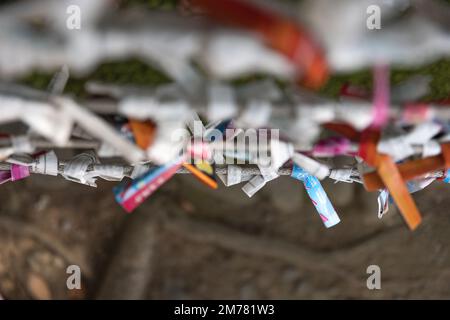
xmin=19 ymin=59 xmax=171 ymax=98
xmin=119 ymin=0 xmax=179 ymax=10
xmin=320 ymin=69 xmax=372 ymax=98
xmin=19 ymin=72 xmax=54 ymax=92
xmin=19 ymin=58 xmax=450 ymax=102
xmin=320 ymin=59 xmax=450 ymax=101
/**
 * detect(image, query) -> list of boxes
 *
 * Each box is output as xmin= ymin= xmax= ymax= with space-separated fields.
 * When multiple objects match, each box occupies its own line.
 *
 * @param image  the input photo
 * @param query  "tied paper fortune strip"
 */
xmin=291 ymin=164 xmax=340 ymax=228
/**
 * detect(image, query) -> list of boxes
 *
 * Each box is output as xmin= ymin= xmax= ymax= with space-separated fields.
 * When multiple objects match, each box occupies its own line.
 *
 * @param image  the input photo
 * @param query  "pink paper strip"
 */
xmin=11 ymin=164 xmax=30 ymax=181
xmin=0 ymin=165 xmax=30 ymax=184
xmin=312 ymin=136 xmax=353 ymax=157
xmin=0 ymin=171 xmax=11 ymax=185
xmin=371 ymin=64 xmax=390 ymax=129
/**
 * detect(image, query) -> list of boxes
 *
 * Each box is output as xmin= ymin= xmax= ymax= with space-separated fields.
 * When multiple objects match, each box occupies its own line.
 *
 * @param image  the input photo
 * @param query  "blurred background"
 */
xmin=0 ymin=0 xmax=449 ymax=299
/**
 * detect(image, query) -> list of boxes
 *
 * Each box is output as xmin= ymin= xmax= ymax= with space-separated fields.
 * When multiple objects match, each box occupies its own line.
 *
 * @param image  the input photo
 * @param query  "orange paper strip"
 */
xmin=129 ymin=120 xmax=156 ymax=150
xmin=183 ymin=162 xmax=218 ymax=189
xmin=376 ymin=154 xmax=422 ymax=230
xmin=358 ymin=128 xmax=422 ymax=230
xmin=190 ymin=0 xmax=328 ymax=89
xmin=363 ymin=143 xmax=450 ymax=191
